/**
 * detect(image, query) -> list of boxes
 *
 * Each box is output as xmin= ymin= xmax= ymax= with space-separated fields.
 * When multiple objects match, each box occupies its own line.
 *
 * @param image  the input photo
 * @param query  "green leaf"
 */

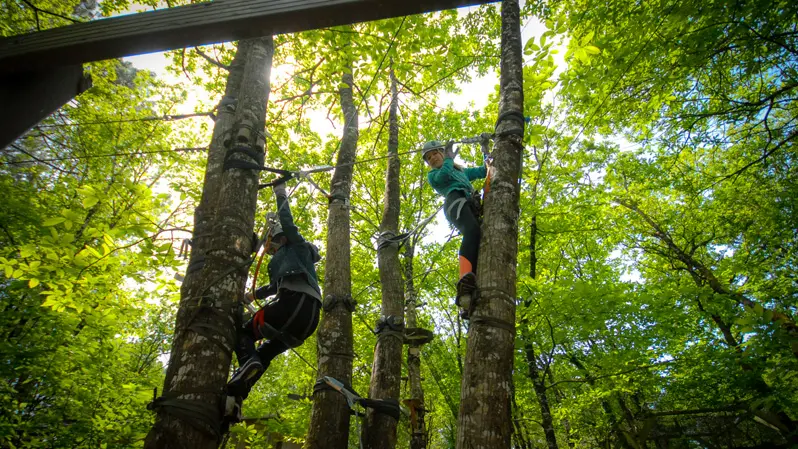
xmin=584 ymin=45 xmax=600 ymax=55
xmin=580 ymin=30 xmax=595 ymax=46
xmin=576 ymin=48 xmax=590 ymax=64
xmin=83 ymin=196 xmax=100 ymax=208
xmin=19 ymin=245 xmax=36 ymax=258
xmin=43 ymin=217 xmax=66 ymax=227
xmin=524 ymin=37 xmax=539 ymax=55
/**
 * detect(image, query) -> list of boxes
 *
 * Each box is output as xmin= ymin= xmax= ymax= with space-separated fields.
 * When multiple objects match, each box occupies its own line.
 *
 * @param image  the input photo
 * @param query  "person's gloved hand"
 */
xmin=242 ymin=291 xmax=255 ymax=305
xmin=272 ymin=182 xmax=287 ymax=197
xmin=444 ymin=140 xmax=456 ymax=159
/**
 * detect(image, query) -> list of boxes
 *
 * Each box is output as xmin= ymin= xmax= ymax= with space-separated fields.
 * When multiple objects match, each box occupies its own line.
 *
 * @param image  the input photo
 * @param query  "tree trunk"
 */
xmin=144 ymin=36 xmax=273 ymax=449
xmin=404 ymin=240 xmax=428 ymax=449
xmin=526 ymin=343 xmax=559 ymax=449
xmin=363 ymin=66 xmax=404 ymax=449
xmin=306 ymin=70 xmax=358 ymax=449
xmin=456 ymin=1 xmax=523 ymax=448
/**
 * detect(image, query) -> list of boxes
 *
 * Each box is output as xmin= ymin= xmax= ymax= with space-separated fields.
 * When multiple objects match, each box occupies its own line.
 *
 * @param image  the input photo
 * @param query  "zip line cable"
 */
xmin=0 ymin=147 xmax=206 ymax=165
xmin=34 ymin=112 xmax=214 ymax=128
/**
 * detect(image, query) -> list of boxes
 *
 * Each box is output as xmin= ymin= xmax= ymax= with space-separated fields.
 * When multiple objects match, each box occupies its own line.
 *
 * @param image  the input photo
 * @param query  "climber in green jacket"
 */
xmin=224 ymin=181 xmax=322 ymax=421
xmin=422 ymin=140 xmax=487 ymax=319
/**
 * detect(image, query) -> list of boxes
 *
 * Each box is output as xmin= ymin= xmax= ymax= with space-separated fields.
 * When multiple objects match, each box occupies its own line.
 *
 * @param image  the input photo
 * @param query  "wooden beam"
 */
xmin=0 ymin=65 xmax=91 ymax=150
xmin=0 ymin=0 xmax=497 ymax=73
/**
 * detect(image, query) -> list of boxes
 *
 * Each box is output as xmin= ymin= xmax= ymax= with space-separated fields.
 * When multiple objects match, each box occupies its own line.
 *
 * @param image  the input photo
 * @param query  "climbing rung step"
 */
xmin=403 ymin=327 xmax=434 ymax=345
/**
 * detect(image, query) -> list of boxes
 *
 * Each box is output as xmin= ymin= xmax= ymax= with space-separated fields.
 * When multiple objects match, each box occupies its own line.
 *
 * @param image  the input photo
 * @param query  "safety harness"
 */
xmin=253 ymin=294 xmax=319 ymax=348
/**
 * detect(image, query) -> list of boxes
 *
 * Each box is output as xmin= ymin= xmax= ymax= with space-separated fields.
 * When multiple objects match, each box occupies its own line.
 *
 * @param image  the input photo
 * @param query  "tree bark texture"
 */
xmin=404 ymin=241 xmax=428 ymax=449
xmin=145 ymin=36 xmax=273 ymax=449
xmin=456 ymin=2 xmax=523 ymax=448
xmin=526 ymin=343 xmax=558 ymax=449
xmin=363 ymin=67 xmax=404 ymax=449
xmin=306 ymin=71 xmax=358 ymax=449
xmin=191 ymin=40 xmax=252 ymax=260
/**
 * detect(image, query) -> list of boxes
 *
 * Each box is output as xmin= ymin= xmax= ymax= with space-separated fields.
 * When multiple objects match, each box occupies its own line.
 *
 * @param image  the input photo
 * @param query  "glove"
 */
xmin=272 ymin=182 xmax=287 ymax=197
xmin=444 ymin=140 xmax=456 ymax=159
xmin=242 ymin=291 xmax=255 ymax=305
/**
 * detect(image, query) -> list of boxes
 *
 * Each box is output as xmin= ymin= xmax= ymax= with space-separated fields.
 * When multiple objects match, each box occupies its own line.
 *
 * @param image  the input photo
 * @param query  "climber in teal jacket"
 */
xmin=423 ymin=140 xmax=487 ymax=318
xmin=226 ymin=181 xmax=321 ymax=406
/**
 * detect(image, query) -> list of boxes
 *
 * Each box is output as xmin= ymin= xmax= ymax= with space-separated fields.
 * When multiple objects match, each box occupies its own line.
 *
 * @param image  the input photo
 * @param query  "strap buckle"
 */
xmin=258 ymin=169 xmax=294 ymax=189
xmin=322 ymin=376 xmax=360 ymax=409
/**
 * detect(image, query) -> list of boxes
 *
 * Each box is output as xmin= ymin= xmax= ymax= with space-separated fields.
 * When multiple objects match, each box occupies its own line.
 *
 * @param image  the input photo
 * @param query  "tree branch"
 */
xmin=546 ymin=360 xmax=674 ymax=390
xmin=716 ymin=128 xmax=798 ymax=182
xmin=20 ymin=0 xmax=81 ymax=25
xmin=194 ymin=47 xmax=230 ymax=71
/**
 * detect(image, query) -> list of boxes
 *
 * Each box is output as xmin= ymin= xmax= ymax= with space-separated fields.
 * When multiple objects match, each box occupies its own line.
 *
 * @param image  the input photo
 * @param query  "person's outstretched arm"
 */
xmin=273 ymin=183 xmax=302 ymax=243
xmin=464 ymin=164 xmax=487 ymax=181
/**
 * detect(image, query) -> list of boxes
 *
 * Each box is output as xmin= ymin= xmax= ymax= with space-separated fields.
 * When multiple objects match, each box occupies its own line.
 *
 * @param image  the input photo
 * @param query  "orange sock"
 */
xmin=458 ymin=256 xmax=473 ymax=278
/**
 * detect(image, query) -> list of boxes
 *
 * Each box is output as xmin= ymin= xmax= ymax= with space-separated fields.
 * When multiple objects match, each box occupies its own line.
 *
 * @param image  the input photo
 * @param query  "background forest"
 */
xmin=1 ymin=0 xmax=796 ymax=448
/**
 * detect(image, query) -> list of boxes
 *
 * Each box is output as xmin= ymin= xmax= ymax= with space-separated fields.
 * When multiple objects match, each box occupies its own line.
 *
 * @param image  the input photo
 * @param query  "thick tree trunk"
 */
xmin=456 ymin=1 xmax=523 ymax=448
xmin=363 ymin=66 xmax=404 ymax=449
xmin=526 ymin=343 xmax=558 ymax=449
xmin=191 ymin=40 xmax=252 ymax=260
xmin=306 ymin=71 xmax=358 ymax=449
xmin=144 ymin=36 xmax=273 ymax=449
xmin=404 ymin=241 xmax=428 ymax=449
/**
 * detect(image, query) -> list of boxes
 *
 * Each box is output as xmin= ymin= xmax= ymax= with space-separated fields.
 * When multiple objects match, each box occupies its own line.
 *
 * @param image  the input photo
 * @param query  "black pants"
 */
xmin=444 ymin=190 xmax=481 ymax=274
xmin=244 ymin=290 xmax=320 ymax=364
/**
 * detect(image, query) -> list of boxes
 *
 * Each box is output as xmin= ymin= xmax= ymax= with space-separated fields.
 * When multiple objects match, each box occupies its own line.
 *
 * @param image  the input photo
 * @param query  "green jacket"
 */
xmin=254 ymin=194 xmax=321 ymax=299
xmin=427 ymin=157 xmax=487 ymax=198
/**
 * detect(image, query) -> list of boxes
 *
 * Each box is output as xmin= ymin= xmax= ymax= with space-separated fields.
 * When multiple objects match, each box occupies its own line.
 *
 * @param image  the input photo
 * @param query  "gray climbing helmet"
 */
xmin=265 ymin=212 xmax=283 ymax=239
xmin=421 ymin=140 xmax=445 ymax=159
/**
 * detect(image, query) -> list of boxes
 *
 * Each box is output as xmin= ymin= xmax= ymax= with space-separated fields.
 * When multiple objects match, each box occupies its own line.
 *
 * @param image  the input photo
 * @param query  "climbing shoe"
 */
xmin=227 ymin=356 xmax=265 ymax=399
xmin=223 ymin=395 xmax=243 ymax=421
xmin=455 ymin=272 xmax=477 ymax=320
xmin=220 ymin=395 xmax=243 ymax=435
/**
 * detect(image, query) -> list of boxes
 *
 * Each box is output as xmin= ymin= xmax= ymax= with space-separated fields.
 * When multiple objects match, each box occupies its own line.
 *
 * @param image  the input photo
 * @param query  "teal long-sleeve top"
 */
xmin=427 ymin=157 xmax=488 ymax=197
